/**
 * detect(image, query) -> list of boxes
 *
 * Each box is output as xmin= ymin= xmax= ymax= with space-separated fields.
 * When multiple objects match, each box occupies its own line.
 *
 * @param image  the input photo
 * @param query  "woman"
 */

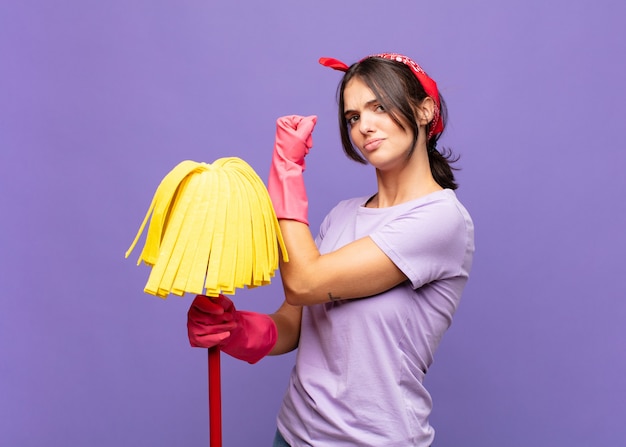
xmin=187 ymin=53 xmax=475 ymax=446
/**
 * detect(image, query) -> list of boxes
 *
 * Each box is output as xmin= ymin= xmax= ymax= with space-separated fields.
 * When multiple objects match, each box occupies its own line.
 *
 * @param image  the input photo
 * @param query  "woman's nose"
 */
xmin=359 ymin=114 xmax=374 ymax=134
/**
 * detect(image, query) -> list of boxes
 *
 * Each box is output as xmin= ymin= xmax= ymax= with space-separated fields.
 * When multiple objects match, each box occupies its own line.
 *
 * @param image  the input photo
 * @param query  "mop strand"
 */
xmin=125 ymin=157 xmax=288 ymax=298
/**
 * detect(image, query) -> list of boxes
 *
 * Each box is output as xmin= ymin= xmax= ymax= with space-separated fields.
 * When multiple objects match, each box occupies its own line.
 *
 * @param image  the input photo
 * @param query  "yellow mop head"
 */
xmin=125 ymin=157 xmax=288 ymax=298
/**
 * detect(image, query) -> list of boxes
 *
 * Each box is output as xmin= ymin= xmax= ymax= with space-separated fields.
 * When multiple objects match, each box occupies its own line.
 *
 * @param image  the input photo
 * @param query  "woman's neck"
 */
xmin=369 ymin=148 xmax=442 ymax=208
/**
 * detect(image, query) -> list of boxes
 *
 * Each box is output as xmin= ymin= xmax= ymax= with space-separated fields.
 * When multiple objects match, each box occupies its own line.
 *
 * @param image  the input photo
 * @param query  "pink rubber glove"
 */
xmin=187 ymin=294 xmax=277 ymax=364
xmin=267 ymin=115 xmax=317 ymax=225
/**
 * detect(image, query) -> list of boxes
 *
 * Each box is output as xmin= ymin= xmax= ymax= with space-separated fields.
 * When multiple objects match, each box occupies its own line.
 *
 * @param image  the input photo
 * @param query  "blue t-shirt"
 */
xmin=277 ymin=189 xmax=475 ymax=446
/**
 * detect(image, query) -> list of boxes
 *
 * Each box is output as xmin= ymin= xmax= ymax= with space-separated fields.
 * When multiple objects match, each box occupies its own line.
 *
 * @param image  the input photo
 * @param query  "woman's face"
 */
xmin=343 ymin=78 xmax=415 ymax=171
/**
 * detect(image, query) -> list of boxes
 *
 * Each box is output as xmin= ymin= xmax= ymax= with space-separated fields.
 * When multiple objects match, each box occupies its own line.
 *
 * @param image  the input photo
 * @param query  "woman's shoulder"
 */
xmin=402 ymin=189 xmax=470 ymax=217
xmin=379 ymin=190 xmax=473 ymax=244
xmin=324 ymin=190 xmax=472 ymax=227
xmin=410 ymin=189 xmax=474 ymax=233
xmin=328 ymin=195 xmax=371 ymax=214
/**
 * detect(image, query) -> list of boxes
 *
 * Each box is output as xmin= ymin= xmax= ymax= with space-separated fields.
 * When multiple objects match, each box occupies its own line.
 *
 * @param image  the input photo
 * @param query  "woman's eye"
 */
xmin=375 ymin=104 xmax=385 ymax=112
xmin=347 ymin=115 xmax=359 ymax=124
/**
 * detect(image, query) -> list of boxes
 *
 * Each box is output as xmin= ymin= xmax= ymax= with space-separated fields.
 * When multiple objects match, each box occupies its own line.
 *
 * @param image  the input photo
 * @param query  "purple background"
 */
xmin=1 ymin=1 xmax=625 ymax=445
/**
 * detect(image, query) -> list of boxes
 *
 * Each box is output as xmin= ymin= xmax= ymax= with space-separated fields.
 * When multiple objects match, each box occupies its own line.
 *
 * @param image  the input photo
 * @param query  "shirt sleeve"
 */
xmin=369 ymin=198 xmax=471 ymax=290
xmin=314 ymin=209 xmax=332 ymax=248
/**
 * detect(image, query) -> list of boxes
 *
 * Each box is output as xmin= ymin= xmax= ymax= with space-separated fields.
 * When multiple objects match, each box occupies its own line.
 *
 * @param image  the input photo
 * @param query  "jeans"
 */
xmin=273 ymin=429 xmax=291 ymax=447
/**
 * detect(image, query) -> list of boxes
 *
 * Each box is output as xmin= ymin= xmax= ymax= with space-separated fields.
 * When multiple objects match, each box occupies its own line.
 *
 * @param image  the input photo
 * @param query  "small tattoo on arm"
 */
xmin=328 ymin=292 xmax=340 ymax=302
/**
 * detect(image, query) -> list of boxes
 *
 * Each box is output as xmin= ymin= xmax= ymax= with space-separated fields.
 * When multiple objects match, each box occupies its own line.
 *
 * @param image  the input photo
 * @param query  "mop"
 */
xmin=125 ymin=157 xmax=288 ymax=446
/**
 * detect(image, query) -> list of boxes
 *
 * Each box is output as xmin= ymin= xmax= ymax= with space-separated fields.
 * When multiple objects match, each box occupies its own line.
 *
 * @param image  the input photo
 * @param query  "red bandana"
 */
xmin=319 ymin=53 xmax=443 ymax=139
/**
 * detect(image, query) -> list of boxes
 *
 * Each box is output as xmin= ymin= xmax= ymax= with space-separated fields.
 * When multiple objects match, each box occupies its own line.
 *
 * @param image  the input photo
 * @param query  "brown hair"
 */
xmin=336 ymin=57 xmax=459 ymax=190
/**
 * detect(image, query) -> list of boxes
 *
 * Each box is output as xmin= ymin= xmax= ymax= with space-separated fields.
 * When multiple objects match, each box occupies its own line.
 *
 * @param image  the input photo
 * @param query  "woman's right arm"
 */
xmin=269 ymin=300 xmax=302 ymax=355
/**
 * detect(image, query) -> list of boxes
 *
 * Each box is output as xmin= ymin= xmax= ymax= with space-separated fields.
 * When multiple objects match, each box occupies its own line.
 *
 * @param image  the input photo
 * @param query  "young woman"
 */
xmin=187 ymin=53 xmax=475 ymax=446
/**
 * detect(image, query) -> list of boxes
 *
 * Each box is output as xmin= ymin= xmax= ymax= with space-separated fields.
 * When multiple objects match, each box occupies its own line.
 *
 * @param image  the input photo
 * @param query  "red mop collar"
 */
xmin=319 ymin=53 xmax=443 ymax=139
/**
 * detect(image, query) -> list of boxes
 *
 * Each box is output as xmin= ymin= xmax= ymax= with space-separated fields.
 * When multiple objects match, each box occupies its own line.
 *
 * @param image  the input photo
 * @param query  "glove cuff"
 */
xmin=220 ymin=311 xmax=278 ymax=364
xmin=268 ymin=157 xmax=308 ymax=225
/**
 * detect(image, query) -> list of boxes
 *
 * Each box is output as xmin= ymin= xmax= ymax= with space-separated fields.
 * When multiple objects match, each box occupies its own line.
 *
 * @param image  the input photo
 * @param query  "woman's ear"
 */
xmin=415 ymin=97 xmax=435 ymax=126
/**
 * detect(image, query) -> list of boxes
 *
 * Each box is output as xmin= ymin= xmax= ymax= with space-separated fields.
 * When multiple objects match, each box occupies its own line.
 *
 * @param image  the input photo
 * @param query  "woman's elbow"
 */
xmin=283 ymin=281 xmax=316 ymax=306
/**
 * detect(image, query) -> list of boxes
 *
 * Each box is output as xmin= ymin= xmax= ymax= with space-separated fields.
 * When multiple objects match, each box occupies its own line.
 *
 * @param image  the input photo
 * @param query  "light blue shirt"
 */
xmin=277 ymin=189 xmax=475 ymax=446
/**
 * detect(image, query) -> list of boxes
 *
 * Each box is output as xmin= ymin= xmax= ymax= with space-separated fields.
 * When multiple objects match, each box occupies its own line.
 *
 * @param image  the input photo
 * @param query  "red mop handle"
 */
xmin=208 ymin=347 xmax=222 ymax=447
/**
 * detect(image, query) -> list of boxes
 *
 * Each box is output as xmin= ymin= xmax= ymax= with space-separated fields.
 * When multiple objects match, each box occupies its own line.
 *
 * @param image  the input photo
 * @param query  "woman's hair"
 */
xmin=337 ymin=57 xmax=459 ymax=190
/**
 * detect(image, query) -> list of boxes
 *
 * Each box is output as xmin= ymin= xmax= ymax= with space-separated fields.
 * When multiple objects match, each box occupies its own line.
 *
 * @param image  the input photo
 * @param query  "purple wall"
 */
xmin=2 ymin=1 xmax=625 ymax=445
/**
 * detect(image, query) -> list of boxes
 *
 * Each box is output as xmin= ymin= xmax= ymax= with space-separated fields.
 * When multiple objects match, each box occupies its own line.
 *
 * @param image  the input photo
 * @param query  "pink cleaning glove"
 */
xmin=267 ymin=115 xmax=317 ymax=225
xmin=187 ymin=294 xmax=277 ymax=364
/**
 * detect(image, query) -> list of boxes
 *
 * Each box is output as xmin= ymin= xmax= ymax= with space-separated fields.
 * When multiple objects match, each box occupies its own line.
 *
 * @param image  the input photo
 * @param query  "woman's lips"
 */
xmin=363 ymin=138 xmax=383 ymax=151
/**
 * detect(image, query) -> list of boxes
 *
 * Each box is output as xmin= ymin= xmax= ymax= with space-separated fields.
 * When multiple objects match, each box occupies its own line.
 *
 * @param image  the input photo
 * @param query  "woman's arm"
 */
xmin=266 ymin=115 xmax=406 ymax=305
xmin=269 ymin=299 xmax=303 ymax=354
xmin=278 ymin=220 xmax=407 ymax=306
